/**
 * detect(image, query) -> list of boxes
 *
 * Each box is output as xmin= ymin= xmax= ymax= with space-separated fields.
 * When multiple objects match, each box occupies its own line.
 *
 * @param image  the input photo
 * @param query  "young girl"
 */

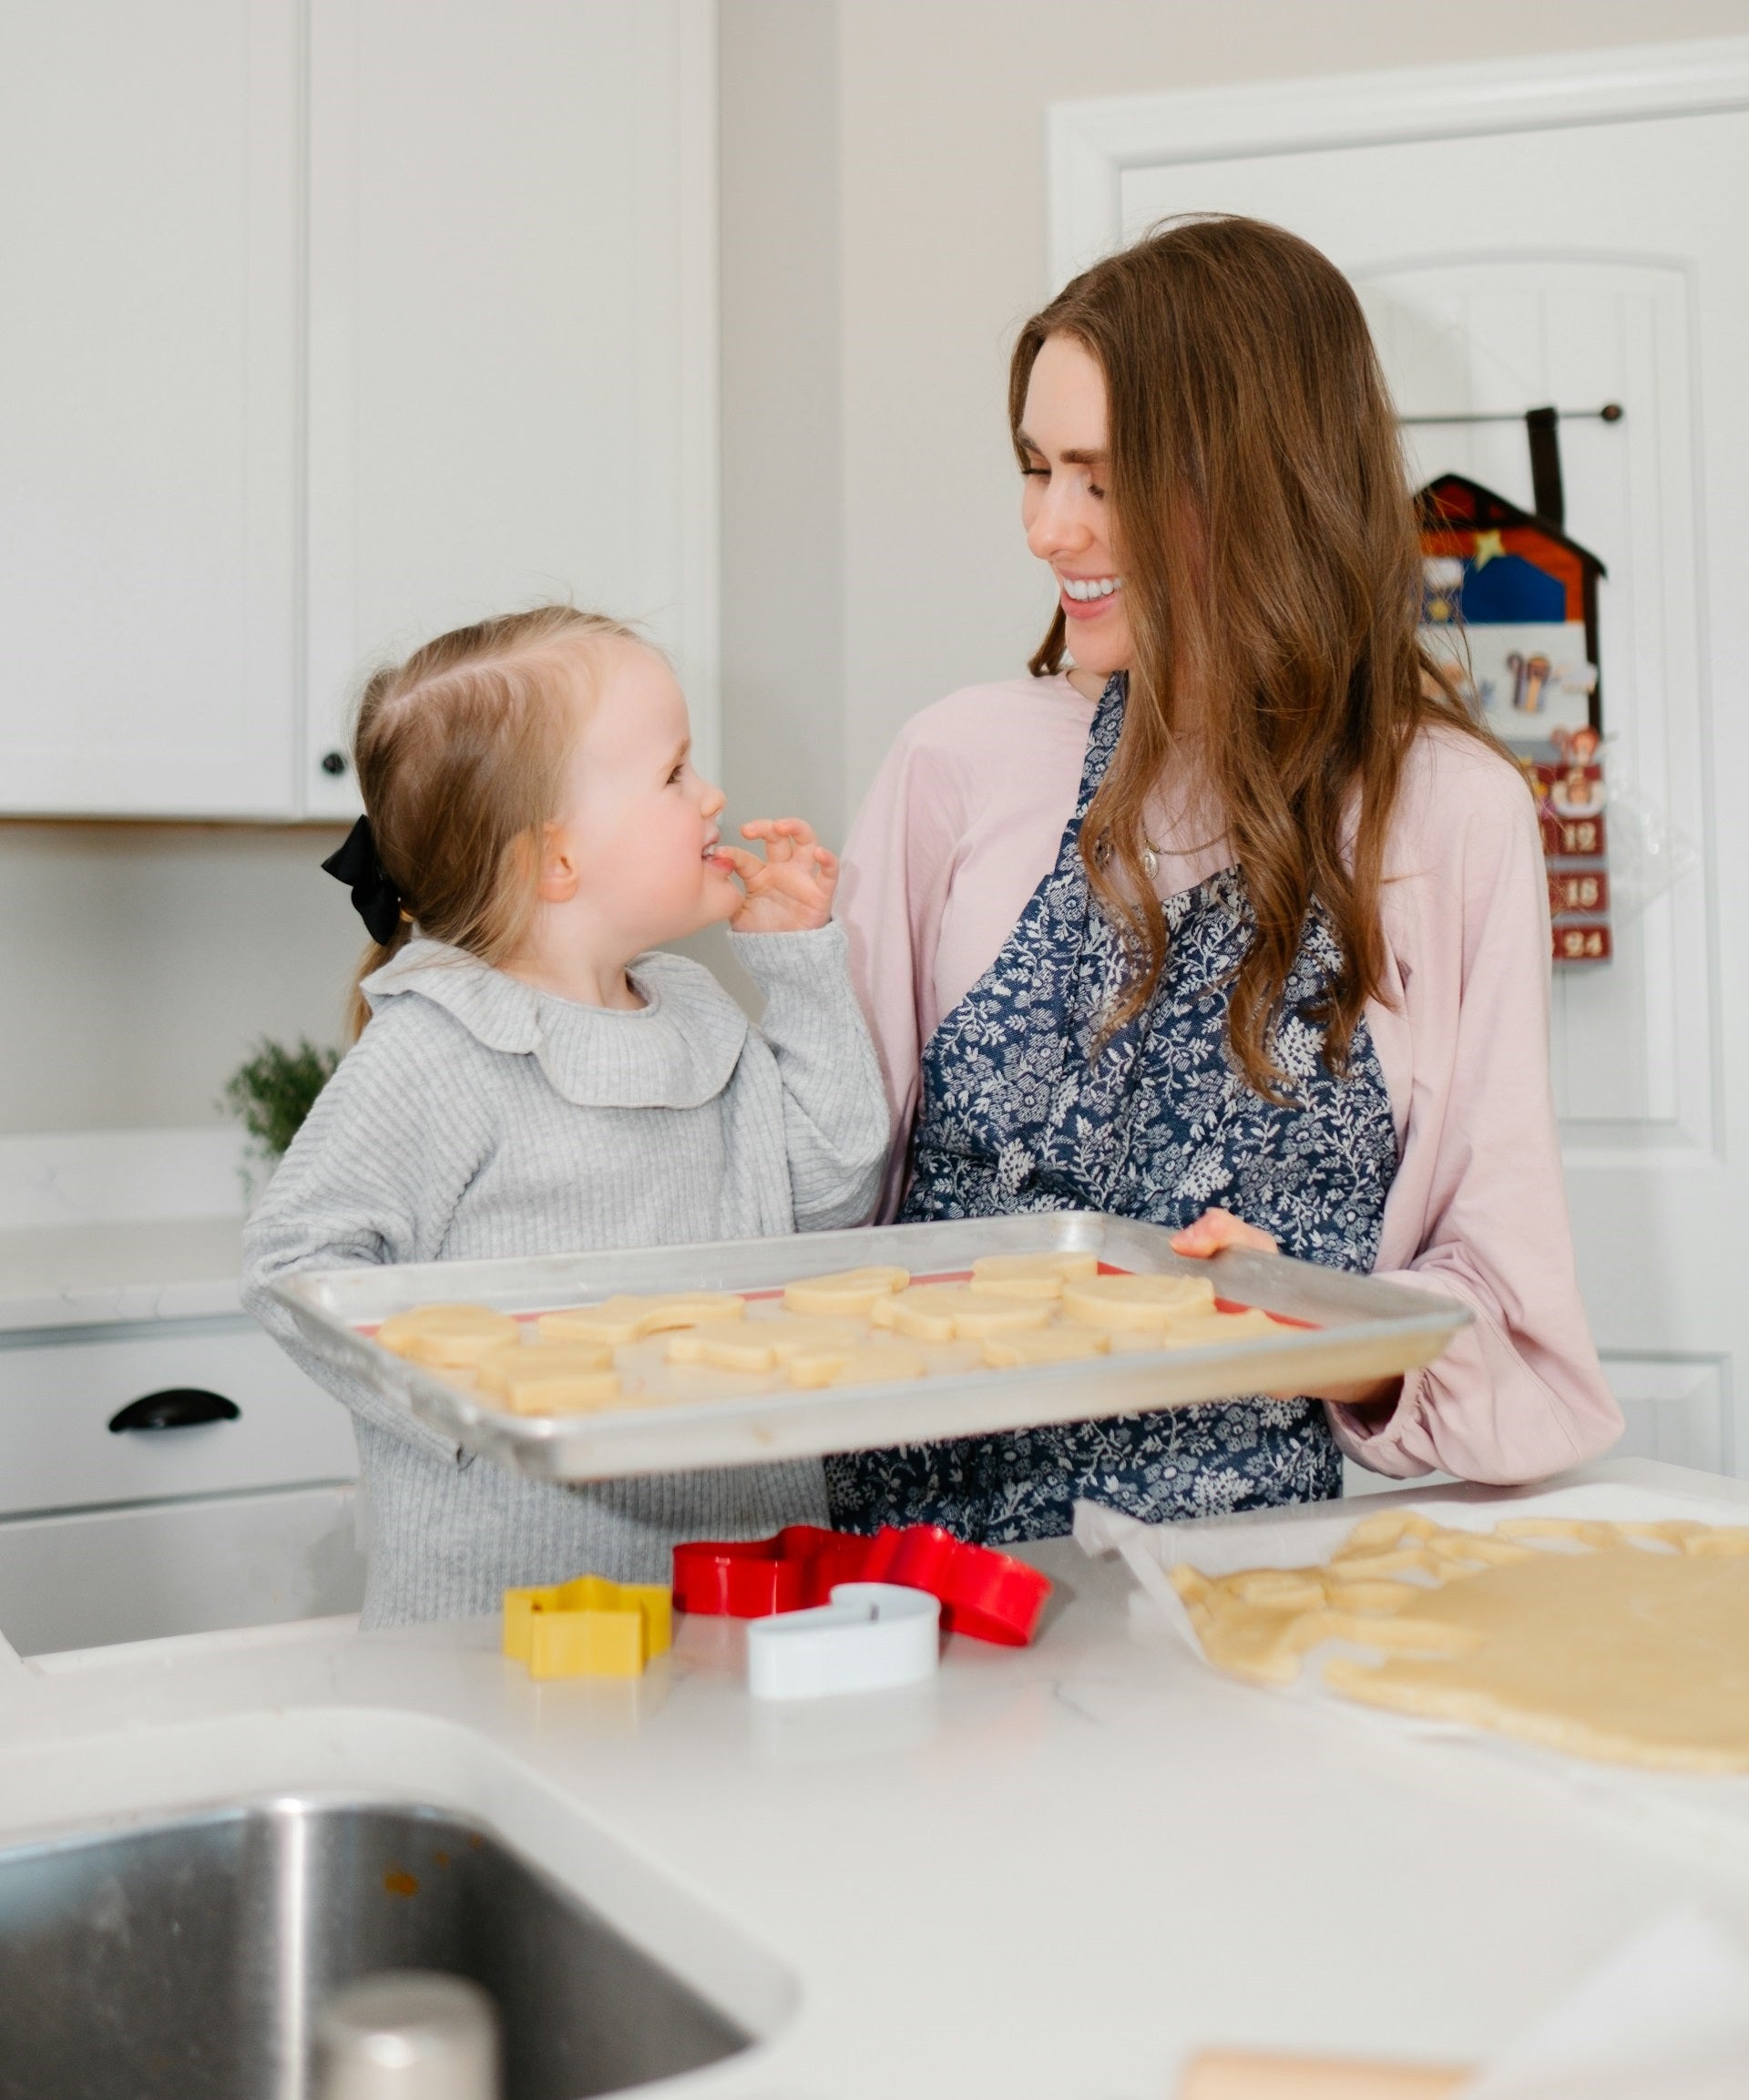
xmin=243 ymin=606 xmax=888 ymax=1626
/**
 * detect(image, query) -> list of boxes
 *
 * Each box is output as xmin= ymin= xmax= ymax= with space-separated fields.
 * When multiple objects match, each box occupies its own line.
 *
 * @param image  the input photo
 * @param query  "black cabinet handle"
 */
xmin=320 ymin=749 xmax=348 ymax=776
xmin=108 ymin=1389 xmax=241 ymax=1433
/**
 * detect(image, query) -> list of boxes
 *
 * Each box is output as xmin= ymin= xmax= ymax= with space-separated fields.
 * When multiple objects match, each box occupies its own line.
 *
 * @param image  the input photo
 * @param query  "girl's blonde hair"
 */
xmin=345 ymin=605 xmax=640 ymax=1038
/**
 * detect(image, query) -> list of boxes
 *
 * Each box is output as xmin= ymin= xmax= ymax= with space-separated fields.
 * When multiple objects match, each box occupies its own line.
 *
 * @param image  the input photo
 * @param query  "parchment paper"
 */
xmin=1074 ymin=1479 xmax=1749 ymax=1834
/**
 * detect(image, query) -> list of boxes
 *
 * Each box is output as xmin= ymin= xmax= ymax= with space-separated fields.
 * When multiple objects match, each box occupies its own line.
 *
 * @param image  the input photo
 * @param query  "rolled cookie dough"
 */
xmin=538 ymin=1292 xmax=744 ymax=1346
xmin=666 ymin=1314 xmax=865 ymax=1372
xmin=782 ymin=1266 xmax=910 ymax=1317
xmin=375 ymin=1304 xmax=521 ymax=1367
xmin=871 ymin=1284 xmax=1052 ymax=1342
xmin=476 ymin=1338 xmax=614 ymax=1390
xmin=1174 ymin=1511 xmax=1749 ymax=1773
xmin=473 ymin=1339 xmax=620 ymax=1414
xmin=982 ymin=1326 xmax=1112 ymax=1368
xmin=968 ymin=1249 xmax=1101 ymax=1300
xmin=786 ymin=1341 xmax=927 ymax=1388
xmin=1154 ymin=1307 xmax=1284 ymax=1349
xmin=1061 ymin=1272 xmax=1218 ymax=1328
xmin=491 ymin=1367 xmax=623 ymax=1416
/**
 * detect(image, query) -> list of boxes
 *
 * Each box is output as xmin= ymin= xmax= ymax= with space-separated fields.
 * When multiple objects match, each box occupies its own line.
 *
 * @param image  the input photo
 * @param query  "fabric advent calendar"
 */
xmin=1417 ymin=473 xmax=1611 ymax=966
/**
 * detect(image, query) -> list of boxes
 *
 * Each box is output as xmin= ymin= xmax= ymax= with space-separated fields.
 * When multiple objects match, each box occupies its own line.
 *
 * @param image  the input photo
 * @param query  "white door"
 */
xmin=1050 ymin=43 xmax=1749 ymax=1474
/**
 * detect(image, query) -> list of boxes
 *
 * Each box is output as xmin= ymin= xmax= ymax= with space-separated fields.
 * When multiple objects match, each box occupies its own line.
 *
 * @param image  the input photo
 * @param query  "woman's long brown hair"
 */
xmin=1011 ymin=215 xmax=1490 ymax=1099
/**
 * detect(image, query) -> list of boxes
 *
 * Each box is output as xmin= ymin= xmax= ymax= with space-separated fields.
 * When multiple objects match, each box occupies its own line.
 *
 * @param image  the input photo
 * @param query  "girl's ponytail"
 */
xmin=347 ymin=924 xmax=411 ymax=1041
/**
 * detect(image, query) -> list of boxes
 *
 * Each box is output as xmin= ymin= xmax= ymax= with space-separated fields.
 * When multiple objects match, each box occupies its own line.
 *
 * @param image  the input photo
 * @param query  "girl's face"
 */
xmin=553 ymin=640 xmax=741 ymax=948
xmin=1018 ymin=333 xmax=1134 ymax=682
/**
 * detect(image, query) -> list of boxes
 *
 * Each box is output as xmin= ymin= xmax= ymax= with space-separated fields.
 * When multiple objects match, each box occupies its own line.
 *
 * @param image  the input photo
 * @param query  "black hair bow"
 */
xmin=322 ymin=816 xmax=404 ymax=944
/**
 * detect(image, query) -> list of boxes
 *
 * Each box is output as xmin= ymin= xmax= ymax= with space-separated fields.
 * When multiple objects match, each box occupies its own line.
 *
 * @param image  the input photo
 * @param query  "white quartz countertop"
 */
xmin=3 ymin=1458 xmax=1748 ymax=2098
xmin=0 ymin=1217 xmax=245 ymax=1331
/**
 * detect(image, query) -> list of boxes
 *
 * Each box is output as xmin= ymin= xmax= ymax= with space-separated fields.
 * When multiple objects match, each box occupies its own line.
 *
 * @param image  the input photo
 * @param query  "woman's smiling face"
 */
xmin=1018 ymin=333 xmax=1134 ymax=681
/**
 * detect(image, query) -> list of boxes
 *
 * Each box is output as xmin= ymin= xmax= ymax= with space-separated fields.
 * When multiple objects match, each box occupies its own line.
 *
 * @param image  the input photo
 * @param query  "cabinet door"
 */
xmin=0 ymin=1320 xmax=358 ymax=1518
xmin=0 ymin=1484 xmax=365 ymax=1656
xmin=0 ymin=0 xmax=714 ymax=821
xmin=302 ymin=0 xmax=719 ymax=814
xmin=0 ymin=0 xmax=302 ymax=817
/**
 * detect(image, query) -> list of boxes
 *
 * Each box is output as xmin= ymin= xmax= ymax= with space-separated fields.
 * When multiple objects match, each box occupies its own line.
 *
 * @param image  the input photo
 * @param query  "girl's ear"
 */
xmin=534 ymin=820 xmax=582 ymax=904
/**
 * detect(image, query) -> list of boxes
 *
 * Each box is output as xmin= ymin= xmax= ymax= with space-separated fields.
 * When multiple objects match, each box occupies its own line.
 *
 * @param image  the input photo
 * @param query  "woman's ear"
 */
xmin=534 ymin=820 xmax=582 ymax=904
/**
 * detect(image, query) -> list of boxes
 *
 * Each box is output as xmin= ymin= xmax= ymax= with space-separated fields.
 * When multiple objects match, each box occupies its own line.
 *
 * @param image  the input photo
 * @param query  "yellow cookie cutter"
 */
xmin=502 ymin=1575 xmax=673 ymax=1679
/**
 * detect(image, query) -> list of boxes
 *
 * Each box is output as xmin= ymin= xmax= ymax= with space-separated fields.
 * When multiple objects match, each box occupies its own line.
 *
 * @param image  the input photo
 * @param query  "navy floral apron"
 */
xmin=825 ymin=677 xmax=1399 ymax=1542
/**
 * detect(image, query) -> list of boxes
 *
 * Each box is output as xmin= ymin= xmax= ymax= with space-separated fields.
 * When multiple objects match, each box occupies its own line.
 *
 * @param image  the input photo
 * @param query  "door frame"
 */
xmin=1047 ymin=36 xmax=1749 ymax=292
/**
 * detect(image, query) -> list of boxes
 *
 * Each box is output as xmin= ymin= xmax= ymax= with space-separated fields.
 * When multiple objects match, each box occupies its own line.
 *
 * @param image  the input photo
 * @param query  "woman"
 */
xmin=828 ymin=216 xmax=1620 ymax=1542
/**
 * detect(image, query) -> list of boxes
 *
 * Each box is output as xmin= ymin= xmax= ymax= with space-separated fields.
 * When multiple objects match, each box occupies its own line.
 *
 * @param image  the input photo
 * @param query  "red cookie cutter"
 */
xmin=861 ymin=1525 xmax=1049 ymax=1646
xmin=671 ymin=1523 xmax=873 ymax=1618
xmin=672 ymin=1522 xmax=1049 ymax=1645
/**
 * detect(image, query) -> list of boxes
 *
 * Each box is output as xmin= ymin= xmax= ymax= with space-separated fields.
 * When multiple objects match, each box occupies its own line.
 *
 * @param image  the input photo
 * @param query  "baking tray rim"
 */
xmin=271 ymin=1210 xmax=1464 ymax=1323
xmin=269 ymin=1212 xmax=1471 ymax=1472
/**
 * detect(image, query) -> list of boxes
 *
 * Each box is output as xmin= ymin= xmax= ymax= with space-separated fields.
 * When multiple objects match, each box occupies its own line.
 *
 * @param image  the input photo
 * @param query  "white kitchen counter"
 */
xmin=0 ymin=1217 xmax=244 ymax=1331
xmin=2 ymin=1457 xmax=1747 ymax=2098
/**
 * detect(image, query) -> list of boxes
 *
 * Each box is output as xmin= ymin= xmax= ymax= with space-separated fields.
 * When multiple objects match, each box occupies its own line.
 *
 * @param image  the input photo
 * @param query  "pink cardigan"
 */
xmin=836 ymin=674 xmax=1621 ymax=1486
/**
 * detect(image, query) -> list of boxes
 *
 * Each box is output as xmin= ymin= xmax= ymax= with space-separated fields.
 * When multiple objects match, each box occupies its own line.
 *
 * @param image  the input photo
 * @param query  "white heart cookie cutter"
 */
xmin=745 ymin=1582 xmax=940 ymax=1701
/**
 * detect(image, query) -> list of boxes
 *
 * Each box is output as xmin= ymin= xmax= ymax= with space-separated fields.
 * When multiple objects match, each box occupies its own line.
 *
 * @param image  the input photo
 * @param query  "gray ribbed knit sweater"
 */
xmin=240 ymin=922 xmax=887 ymax=1626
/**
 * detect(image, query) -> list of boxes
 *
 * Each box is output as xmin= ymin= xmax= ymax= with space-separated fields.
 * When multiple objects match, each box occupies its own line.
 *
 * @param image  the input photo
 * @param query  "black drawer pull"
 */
xmin=108 ymin=1389 xmax=242 ymax=1433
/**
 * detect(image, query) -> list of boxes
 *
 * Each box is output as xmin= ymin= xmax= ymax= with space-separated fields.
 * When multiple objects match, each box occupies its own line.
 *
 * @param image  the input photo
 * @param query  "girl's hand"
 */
xmin=1171 ymin=1206 xmax=1403 ymax=1419
xmin=720 ymin=819 xmax=837 ymax=933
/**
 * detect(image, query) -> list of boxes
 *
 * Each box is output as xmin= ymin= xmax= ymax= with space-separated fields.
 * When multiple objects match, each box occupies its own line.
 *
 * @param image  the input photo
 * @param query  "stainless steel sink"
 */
xmin=0 ymin=1797 xmax=752 ymax=2099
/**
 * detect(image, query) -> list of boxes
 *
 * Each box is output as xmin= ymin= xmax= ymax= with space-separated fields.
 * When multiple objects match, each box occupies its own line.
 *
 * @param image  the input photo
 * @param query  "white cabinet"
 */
xmin=0 ymin=0 xmax=717 ymax=820
xmin=0 ymin=1485 xmax=365 ymax=1657
xmin=0 ymin=1318 xmax=357 ymax=1518
xmin=303 ymin=0 xmax=721 ymax=814
xmin=0 ymin=1292 xmax=365 ymax=1655
xmin=0 ymin=0 xmax=302 ymax=818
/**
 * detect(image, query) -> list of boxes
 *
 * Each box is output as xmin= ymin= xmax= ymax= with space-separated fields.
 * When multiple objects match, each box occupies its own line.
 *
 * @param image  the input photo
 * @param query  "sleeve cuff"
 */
xmin=1325 ymin=1365 xmax=1438 ymax=1480
xmin=727 ymin=919 xmax=851 ymax=987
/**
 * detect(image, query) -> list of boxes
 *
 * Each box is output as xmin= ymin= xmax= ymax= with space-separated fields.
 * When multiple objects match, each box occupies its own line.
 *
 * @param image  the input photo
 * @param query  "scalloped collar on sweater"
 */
xmin=361 ymin=937 xmax=749 ymax=1110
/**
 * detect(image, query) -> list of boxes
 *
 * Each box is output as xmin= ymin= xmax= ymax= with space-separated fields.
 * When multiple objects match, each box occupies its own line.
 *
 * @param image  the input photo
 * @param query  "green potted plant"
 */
xmin=222 ymin=1038 xmax=340 ymax=1194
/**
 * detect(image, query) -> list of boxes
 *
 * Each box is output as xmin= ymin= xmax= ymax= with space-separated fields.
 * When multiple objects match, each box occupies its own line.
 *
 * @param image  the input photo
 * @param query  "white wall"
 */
xmin=0 ymin=823 xmax=354 ymax=1132
xmin=5 ymin=0 xmax=1745 ymax=1142
xmin=720 ymin=0 xmax=844 ymax=845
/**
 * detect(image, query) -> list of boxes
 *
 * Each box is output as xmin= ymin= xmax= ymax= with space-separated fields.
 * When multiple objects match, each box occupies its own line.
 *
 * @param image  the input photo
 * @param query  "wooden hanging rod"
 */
xmin=1399 ymin=404 xmax=1623 ymax=426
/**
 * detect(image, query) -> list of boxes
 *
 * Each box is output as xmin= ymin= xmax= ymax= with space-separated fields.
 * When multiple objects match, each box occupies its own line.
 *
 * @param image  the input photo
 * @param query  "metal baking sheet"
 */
xmin=271 ymin=1211 xmax=1470 ymax=1485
